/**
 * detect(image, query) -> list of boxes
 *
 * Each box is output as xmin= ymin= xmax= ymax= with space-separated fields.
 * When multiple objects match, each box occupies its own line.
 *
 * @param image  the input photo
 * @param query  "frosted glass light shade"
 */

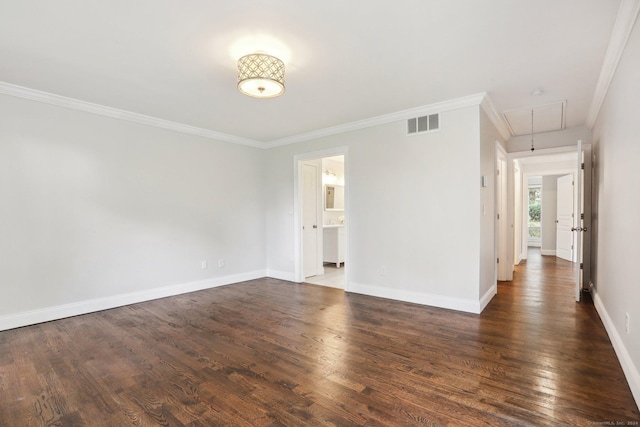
xmin=237 ymin=53 xmax=285 ymax=98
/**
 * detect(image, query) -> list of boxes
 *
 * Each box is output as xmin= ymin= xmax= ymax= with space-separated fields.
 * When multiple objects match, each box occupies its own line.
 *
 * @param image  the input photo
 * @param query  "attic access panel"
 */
xmin=503 ymin=100 xmax=566 ymax=136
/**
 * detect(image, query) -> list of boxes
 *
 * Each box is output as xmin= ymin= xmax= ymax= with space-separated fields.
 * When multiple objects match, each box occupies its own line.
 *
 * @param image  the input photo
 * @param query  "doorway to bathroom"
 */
xmin=294 ymin=148 xmax=348 ymax=290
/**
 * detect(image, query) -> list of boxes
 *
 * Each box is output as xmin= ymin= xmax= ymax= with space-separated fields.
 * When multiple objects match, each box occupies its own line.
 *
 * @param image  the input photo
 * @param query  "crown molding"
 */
xmin=586 ymin=0 xmax=640 ymax=129
xmin=479 ymin=95 xmax=511 ymax=141
xmin=264 ymin=93 xmax=489 ymax=148
xmin=1 ymin=81 xmax=501 ymax=150
xmin=0 ymin=82 xmax=264 ymax=148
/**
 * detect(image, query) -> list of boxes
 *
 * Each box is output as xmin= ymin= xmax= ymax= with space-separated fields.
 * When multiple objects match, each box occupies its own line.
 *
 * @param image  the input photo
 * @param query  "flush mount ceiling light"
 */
xmin=237 ymin=53 xmax=285 ymax=98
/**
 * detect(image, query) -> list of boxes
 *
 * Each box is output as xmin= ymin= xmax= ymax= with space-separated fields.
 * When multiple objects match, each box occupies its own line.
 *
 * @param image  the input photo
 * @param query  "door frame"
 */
xmin=293 ymin=146 xmax=349 ymax=286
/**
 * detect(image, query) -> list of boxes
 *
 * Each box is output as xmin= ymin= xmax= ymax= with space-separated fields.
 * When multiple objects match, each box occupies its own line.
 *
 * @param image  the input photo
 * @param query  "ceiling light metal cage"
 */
xmin=237 ymin=53 xmax=285 ymax=98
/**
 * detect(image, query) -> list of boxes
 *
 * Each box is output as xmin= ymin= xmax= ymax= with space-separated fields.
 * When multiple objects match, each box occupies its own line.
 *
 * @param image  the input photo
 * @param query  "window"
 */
xmin=528 ymin=184 xmax=541 ymax=245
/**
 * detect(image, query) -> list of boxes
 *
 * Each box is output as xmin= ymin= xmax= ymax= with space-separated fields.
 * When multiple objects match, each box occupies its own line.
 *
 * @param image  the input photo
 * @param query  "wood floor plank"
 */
xmin=0 ymin=250 xmax=638 ymax=426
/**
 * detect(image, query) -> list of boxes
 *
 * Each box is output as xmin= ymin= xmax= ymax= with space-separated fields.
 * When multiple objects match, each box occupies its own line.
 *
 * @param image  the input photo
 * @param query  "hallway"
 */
xmin=483 ymin=248 xmax=638 ymax=422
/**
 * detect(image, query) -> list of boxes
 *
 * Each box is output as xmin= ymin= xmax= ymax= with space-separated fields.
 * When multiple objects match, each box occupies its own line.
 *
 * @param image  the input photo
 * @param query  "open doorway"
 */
xmin=508 ymin=144 xmax=591 ymax=302
xmin=527 ymin=176 xmax=542 ymax=248
xmin=526 ymin=174 xmax=575 ymax=260
xmin=294 ymin=148 xmax=348 ymax=290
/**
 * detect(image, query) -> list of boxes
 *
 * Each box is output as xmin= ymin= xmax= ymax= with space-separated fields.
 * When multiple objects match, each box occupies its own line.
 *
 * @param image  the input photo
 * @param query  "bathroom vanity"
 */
xmin=323 ymin=225 xmax=344 ymax=268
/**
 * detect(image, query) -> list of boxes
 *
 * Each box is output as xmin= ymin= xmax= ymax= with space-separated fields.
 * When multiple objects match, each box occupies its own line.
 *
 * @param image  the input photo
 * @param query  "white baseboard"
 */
xmin=479 ymin=284 xmax=498 ymax=312
xmin=0 ymin=270 xmax=265 ymax=332
xmin=541 ymin=249 xmax=557 ymax=256
xmin=348 ymin=282 xmax=484 ymax=314
xmin=593 ymin=290 xmax=640 ymax=407
xmin=266 ymin=269 xmax=296 ymax=282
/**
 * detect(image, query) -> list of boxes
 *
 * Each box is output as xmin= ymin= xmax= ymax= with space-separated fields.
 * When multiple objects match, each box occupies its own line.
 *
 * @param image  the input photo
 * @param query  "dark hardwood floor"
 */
xmin=0 ymin=251 xmax=638 ymax=426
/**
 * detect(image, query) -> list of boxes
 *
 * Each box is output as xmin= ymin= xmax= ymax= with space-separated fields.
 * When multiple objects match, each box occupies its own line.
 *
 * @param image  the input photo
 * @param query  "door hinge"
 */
xmin=580 ymin=263 xmax=584 ymax=269
xmin=571 ymin=245 xmax=574 ymax=249
xmin=497 ymin=258 xmax=499 ymax=263
xmin=496 ymin=169 xmax=500 ymax=175
xmin=580 ymin=213 xmax=584 ymax=220
xmin=497 ymin=213 xmax=500 ymax=220
xmin=581 ymin=162 xmax=585 ymax=170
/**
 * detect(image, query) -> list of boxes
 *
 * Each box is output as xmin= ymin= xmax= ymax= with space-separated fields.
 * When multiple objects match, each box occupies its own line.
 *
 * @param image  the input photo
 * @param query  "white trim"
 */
xmin=479 ymin=284 xmax=498 ymax=312
xmin=481 ymin=95 xmax=512 ymax=140
xmin=348 ymin=282 xmax=486 ymax=314
xmin=0 ymin=270 xmax=266 ymax=332
xmin=266 ymin=269 xmax=296 ymax=282
xmin=0 ymin=82 xmax=263 ymax=148
xmin=540 ymin=249 xmax=557 ymax=256
xmin=586 ymin=0 xmax=640 ymax=128
xmin=266 ymin=93 xmax=488 ymax=148
xmin=593 ymin=290 xmax=640 ymax=406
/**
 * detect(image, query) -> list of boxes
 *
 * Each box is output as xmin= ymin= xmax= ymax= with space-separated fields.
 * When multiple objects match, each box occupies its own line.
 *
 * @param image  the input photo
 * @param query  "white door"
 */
xmin=574 ymin=140 xmax=583 ymax=302
xmin=497 ymin=155 xmax=508 ymax=280
xmin=303 ymin=163 xmax=319 ymax=277
xmin=556 ymin=174 xmax=574 ymax=262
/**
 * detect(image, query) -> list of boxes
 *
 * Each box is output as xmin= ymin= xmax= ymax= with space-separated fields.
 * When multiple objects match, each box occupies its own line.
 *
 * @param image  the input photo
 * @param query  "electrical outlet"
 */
xmin=218 ymin=259 xmax=225 ymax=268
xmin=625 ymin=312 xmax=630 ymax=334
xmin=201 ymin=260 xmax=208 ymax=269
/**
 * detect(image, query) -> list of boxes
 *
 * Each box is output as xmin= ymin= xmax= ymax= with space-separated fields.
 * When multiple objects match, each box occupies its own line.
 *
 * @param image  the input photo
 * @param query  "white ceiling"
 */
xmin=0 ymin=1 xmax=623 ymax=145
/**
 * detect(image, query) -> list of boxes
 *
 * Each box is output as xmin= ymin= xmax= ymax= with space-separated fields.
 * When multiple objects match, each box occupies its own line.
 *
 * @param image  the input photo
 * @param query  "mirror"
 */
xmin=325 ymin=185 xmax=344 ymax=210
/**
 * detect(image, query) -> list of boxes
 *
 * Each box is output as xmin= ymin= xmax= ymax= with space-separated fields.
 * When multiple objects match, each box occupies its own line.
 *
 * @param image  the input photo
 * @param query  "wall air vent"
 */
xmin=407 ymin=113 xmax=439 ymax=135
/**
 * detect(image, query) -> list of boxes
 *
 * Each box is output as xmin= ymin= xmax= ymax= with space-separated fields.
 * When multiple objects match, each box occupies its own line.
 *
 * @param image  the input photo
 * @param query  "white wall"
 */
xmin=480 ymin=109 xmax=505 ymax=298
xmin=266 ymin=105 xmax=490 ymax=313
xmin=0 ymin=94 xmax=266 ymax=329
xmin=0 ymin=94 xmax=504 ymax=324
xmin=541 ymin=175 xmax=560 ymax=255
xmin=591 ymin=13 xmax=640 ymax=404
